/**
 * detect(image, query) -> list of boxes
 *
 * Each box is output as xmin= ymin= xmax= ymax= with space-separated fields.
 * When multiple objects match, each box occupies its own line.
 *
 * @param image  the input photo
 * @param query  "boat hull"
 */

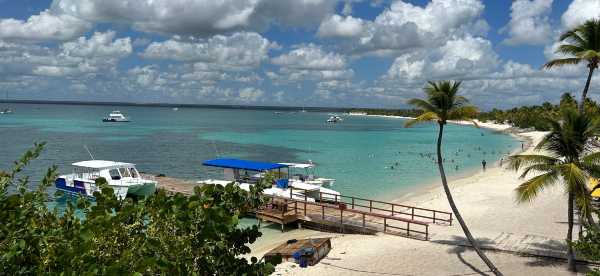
xmin=126 ymin=181 xmax=157 ymax=198
xmin=102 ymin=118 xmax=130 ymax=122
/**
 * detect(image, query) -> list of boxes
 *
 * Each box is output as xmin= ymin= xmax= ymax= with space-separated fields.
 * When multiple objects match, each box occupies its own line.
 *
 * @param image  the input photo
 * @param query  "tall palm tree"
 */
xmin=508 ymin=109 xmax=600 ymax=272
xmin=405 ymin=81 xmax=502 ymax=276
xmin=544 ymin=19 xmax=600 ymax=113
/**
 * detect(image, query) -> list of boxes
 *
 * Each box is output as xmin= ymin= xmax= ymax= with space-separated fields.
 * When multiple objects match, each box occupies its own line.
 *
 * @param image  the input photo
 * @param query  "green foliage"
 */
xmin=0 ymin=143 xmax=279 ymax=275
xmin=477 ymin=93 xmax=600 ymax=131
xmin=508 ymin=109 xmax=600 ymax=217
xmin=573 ymin=229 xmax=600 ymax=276
xmin=405 ymin=80 xmax=478 ymax=127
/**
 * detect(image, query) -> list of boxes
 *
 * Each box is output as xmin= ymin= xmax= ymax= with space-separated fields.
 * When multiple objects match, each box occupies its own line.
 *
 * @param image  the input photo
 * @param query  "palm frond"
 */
xmin=578 ymin=49 xmax=600 ymax=60
xmin=515 ymin=171 xmax=560 ymax=203
xmin=507 ymin=154 xmax=559 ymax=172
xmin=448 ymin=105 xmax=478 ymax=121
xmin=404 ymin=111 xmax=439 ymax=128
xmin=557 ymin=44 xmax=585 ymax=56
xmin=543 ymin=58 xmax=583 ymax=69
xmin=582 ymin=152 xmax=600 ymax=166
xmin=519 ymin=163 xmax=559 ymax=179
xmin=406 ymin=98 xmax=439 ymax=114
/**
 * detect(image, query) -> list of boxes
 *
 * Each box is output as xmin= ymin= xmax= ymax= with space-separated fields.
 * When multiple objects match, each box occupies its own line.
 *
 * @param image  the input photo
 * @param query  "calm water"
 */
xmin=0 ymin=103 xmax=520 ymax=200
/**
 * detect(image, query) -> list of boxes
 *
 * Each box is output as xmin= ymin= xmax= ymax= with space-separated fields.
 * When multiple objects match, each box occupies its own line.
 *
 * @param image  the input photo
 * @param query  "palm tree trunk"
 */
xmin=567 ymin=192 xmax=576 ymax=272
xmin=436 ymin=123 xmax=503 ymax=276
xmin=579 ymin=66 xmax=595 ymax=113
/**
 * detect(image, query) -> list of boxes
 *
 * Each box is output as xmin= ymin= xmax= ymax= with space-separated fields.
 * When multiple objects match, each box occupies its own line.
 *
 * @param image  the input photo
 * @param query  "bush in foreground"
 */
xmin=0 ymin=143 xmax=279 ymax=275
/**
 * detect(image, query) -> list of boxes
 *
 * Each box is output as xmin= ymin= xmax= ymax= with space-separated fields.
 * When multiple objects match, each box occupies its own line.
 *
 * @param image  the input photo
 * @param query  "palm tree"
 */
xmin=544 ymin=19 xmax=600 ymax=113
xmin=405 ymin=81 xmax=502 ymax=276
xmin=508 ymin=109 xmax=600 ymax=272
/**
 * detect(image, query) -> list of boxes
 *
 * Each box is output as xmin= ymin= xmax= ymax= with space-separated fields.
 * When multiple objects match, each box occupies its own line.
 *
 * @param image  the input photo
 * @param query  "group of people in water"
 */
xmin=387 ymin=144 xmax=515 ymax=173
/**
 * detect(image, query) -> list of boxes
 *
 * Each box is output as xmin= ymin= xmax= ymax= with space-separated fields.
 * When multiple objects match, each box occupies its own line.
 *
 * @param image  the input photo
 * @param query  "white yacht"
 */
xmin=279 ymin=162 xmax=336 ymax=187
xmin=198 ymin=159 xmax=341 ymax=202
xmin=327 ymin=115 xmax=342 ymax=123
xmin=55 ymin=160 xmax=157 ymax=200
xmin=102 ymin=111 xmax=130 ymax=122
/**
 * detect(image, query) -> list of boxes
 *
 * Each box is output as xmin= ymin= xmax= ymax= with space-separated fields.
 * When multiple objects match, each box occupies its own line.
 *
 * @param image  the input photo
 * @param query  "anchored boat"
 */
xmin=102 ymin=111 xmax=130 ymax=122
xmin=55 ymin=160 xmax=156 ymax=199
xmin=198 ymin=158 xmax=341 ymax=202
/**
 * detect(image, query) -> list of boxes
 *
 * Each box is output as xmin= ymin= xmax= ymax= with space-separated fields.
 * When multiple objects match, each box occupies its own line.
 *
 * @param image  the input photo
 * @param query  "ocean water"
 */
xmin=0 ymin=103 xmax=520 ymax=201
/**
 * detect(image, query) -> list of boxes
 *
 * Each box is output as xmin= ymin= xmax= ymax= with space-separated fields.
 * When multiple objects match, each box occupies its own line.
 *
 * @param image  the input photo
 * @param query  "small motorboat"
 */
xmin=327 ymin=115 xmax=342 ymax=123
xmin=0 ymin=108 xmax=12 ymax=114
xmin=102 ymin=111 xmax=130 ymax=122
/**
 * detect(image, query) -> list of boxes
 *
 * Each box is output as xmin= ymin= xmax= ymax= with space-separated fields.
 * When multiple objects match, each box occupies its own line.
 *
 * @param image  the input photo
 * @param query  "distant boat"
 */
xmin=172 ymin=107 xmax=179 ymax=111
xmin=102 ymin=111 xmax=130 ymax=122
xmin=327 ymin=115 xmax=343 ymax=123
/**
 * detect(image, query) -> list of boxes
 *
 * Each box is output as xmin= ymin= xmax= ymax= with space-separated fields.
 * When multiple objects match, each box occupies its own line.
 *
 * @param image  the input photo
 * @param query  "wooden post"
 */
xmin=369 ymin=201 xmax=372 ymax=213
xmin=322 ymin=206 xmax=325 ymax=220
xmin=449 ymin=213 xmax=453 ymax=226
xmin=383 ymin=217 xmax=387 ymax=232
xmin=362 ymin=213 xmax=366 ymax=228
xmin=294 ymin=201 xmax=298 ymax=215
xmin=391 ymin=205 xmax=395 ymax=216
xmin=425 ymin=225 xmax=429 ymax=240
xmin=411 ymin=208 xmax=414 ymax=220
xmin=433 ymin=211 xmax=436 ymax=224
xmin=304 ymin=201 xmax=307 ymax=215
xmin=352 ymin=198 xmax=355 ymax=209
xmin=289 ymin=188 xmax=293 ymax=199
xmin=340 ymin=209 xmax=344 ymax=233
xmin=407 ymin=222 xmax=410 ymax=237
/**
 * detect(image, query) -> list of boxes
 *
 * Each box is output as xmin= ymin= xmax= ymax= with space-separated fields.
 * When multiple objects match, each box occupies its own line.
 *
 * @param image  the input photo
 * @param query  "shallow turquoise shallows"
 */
xmin=0 ymin=103 xmax=520 ymax=201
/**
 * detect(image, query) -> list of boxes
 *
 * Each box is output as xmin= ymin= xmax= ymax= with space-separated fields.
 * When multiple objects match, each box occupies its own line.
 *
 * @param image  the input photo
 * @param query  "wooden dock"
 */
xmin=148 ymin=175 xmax=453 ymax=240
xmin=254 ymin=189 xmax=453 ymax=240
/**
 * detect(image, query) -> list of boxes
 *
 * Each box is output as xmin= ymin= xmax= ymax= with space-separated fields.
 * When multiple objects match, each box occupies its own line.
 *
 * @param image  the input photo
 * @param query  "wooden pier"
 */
xmin=254 ymin=188 xmax=453 ymax=241
xmin=148 ymin=175 xmax=453 ymax=240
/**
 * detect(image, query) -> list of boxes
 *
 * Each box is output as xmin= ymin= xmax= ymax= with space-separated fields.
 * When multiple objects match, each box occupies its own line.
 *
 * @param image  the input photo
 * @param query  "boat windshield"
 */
xmin=129 ymin=167 xmax=139 ymax=178
xmin=109 ymin=169 xmax=121 ymax=180
xmin=119 ymin=167 xmax=131 ymax=178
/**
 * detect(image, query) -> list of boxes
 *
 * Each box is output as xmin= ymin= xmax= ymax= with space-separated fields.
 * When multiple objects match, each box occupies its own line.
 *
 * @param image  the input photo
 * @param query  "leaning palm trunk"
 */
xmin=579 ymin=66 xmax=596 ymax=113
xmin=567 ymin=192 xmax=576 ymax=271
xmin=436 ymin=123 xmax=503 ymax=276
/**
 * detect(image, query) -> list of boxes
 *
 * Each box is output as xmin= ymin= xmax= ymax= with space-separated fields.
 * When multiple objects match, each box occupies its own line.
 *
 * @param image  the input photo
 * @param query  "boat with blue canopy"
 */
xmin=199 ymin=158 xmax=341 ymax=202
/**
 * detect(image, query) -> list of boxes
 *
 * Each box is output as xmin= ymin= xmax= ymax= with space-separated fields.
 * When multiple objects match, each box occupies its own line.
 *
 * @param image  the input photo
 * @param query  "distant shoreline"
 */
xmin=0 ymin=99 xmax=380 ymax=113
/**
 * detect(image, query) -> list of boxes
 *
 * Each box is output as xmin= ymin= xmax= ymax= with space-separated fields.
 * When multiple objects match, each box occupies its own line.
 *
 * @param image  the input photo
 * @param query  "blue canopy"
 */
xmin=202 ymin=158 xmax=288 ymax=171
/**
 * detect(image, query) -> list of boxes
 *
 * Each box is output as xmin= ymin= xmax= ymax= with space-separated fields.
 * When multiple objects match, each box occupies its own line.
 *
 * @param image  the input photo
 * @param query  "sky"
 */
xmin=0 ymin=0 xmax=599 ymax=109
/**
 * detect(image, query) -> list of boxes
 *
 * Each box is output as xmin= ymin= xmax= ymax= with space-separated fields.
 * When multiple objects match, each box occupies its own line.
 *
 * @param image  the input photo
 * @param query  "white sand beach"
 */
xmin=252 ymin=120 xmax=596 ymax=275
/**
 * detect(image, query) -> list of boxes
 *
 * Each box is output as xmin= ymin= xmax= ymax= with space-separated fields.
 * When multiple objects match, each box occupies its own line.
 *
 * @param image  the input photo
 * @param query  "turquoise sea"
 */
xmin=0 ymin=103 xmax=520 ymax=201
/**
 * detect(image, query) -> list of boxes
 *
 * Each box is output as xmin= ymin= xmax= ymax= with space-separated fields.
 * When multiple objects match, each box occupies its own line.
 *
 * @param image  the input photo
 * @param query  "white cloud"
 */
xmin=271 ymin=44 xmax=347 ymax=70
xmin=561 ymin=0 xmax=600 ymax=29
xmin=52 ymin=0 xmax=337 ymax=36
xmin=385 ymin=36 xmax=498 ymax=82
xmin=502 ymin=0 xmax=553 ymax=46
xmin=61 ymin=31 xmax=131 ymax=58
xmin=0 ymin=31 xmax=131 ymax=78
xmin=317 ymin=15 xmax=366 ymax=38
xmin=0 ymin=9 xmax=91 ymax=42
xmin=317 ymin=0 xmax=487 ymax=56
xmin=142 ymin=32 xmax=271 ymax=70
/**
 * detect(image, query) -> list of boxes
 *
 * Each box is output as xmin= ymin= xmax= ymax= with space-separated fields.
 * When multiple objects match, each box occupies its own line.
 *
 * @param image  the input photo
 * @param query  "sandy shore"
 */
xmin=251 ymin=119 xmax=595 ymax=275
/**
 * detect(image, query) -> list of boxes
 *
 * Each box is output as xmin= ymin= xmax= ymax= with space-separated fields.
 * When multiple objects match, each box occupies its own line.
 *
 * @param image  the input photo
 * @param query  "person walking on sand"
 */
xmin=482 ymin=159 xmax=487 ymax=171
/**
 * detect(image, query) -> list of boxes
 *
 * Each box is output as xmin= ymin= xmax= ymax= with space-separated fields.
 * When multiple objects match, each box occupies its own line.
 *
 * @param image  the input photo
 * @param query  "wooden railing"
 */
xmin=260 ymin=195 xmax=430 ymax=240
xmin=286 ymin=187 xmax=453 ymax=225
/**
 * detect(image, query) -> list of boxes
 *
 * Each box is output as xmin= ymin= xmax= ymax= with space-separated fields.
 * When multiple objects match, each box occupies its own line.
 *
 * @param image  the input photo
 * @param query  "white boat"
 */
xmin=199 ymin=159 xmax=341 ymax=202
xmin=327 ymin=115 xmax=342 ymax=123
xmin=0 ymin=108 xmax=11 ymax=115
xmin=55 ymin=160 xmax=157 ymax=200
xmin=102 ymin=111 xmax=130 ymax=122
xmin=279 ymin=162 xmax=336 ymax=187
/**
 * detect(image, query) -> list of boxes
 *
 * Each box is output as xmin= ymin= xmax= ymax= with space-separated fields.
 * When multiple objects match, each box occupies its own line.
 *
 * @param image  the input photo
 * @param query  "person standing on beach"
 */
xmin=482 ymin=160 xmax=487 ymax=171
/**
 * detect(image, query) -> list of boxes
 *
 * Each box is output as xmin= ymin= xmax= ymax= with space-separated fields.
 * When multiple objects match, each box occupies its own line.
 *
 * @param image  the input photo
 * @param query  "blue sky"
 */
xmin=0 ymin=0 xmax=598 ymax=109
